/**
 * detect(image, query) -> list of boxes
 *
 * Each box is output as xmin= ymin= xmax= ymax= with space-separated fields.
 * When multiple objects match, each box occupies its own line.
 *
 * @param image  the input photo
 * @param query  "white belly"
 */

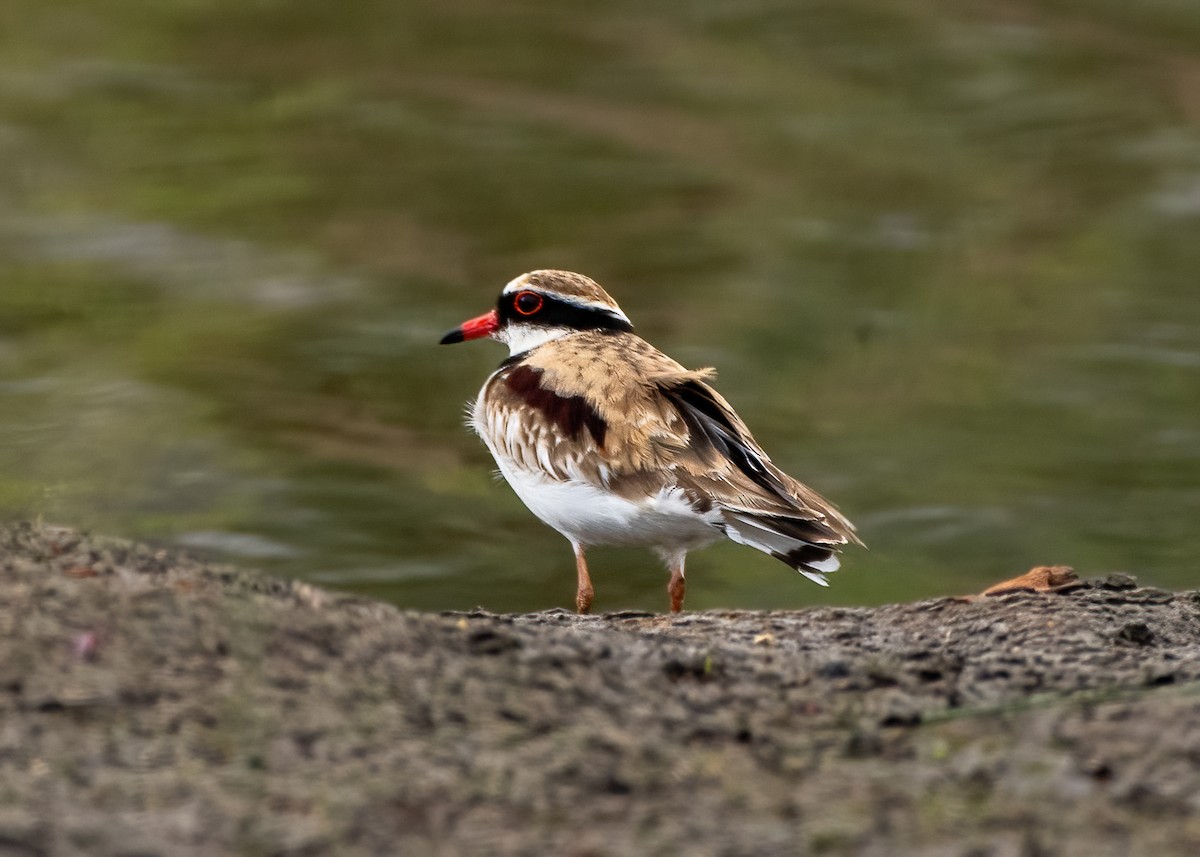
xmin=470 ymin=375 xmax=723 ymax=553
xmin=494 ymin=458 xmax=723 ymax=552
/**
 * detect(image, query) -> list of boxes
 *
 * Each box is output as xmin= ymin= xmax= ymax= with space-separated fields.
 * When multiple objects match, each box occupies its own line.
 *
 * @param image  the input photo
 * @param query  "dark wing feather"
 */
xmin=656 ymin=375 xmax=860 ymax=582
xmin=660 ymin=379 xmax=795 ymax=505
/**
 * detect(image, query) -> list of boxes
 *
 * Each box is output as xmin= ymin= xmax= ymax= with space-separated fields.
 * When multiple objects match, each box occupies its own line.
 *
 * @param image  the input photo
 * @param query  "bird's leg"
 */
xmin=573 ymin=542 xmax=594 ymax=614
xmin=667 ymin=555 xmax=686 ymax=613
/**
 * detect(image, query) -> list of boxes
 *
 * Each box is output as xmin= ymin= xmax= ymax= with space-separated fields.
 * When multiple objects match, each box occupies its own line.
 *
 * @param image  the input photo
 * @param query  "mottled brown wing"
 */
xmin=655 ymin=376 xmax=858 ymax=539
xmin=650 ymin=373 xmax=861 ymax=582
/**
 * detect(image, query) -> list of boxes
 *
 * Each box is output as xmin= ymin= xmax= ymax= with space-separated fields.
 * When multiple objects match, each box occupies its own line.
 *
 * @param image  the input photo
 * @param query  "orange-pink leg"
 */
xmin=667 ymin=556 xmax=686 ymax=613
xmin=573 ymin=543 xmax=594 ymax=614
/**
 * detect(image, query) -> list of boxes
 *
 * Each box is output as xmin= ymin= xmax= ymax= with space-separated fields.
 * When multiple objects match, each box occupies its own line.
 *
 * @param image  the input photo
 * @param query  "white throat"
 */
xmin=498 ymin=323 xmax=572 ymax=356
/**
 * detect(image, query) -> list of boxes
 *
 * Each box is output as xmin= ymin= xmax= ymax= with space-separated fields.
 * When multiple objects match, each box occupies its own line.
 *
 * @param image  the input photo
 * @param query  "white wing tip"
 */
xmin=804 ymin=553 xmax=841 ymax=574
xmin=799 ymin=569 xmax=831 ymax=586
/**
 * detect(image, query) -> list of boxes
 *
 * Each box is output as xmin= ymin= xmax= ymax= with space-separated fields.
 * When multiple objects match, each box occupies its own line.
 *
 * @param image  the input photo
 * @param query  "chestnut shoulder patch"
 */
xmin=504 ymin=365 xmax=608 ymax=449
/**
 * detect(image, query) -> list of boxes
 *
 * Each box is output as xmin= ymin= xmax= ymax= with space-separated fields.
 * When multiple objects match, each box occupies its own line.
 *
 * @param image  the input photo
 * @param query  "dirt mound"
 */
xmin=2 ymin=522 xmax=1198 ymax=856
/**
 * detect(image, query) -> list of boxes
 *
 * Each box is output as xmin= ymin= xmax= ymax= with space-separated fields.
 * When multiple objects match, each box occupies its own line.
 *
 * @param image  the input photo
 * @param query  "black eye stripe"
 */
xmin=497 ymin=292 xmax=633 ymax=334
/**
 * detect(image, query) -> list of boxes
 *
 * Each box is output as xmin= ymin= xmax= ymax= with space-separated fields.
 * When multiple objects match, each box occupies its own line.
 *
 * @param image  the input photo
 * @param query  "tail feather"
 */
xmin=722 ymin=509 xmax=844 ymax=586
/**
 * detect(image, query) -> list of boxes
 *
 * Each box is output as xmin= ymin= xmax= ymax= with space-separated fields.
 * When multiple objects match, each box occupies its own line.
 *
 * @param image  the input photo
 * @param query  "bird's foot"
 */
xmin=667 ymin=573 xmax=685 ymax=613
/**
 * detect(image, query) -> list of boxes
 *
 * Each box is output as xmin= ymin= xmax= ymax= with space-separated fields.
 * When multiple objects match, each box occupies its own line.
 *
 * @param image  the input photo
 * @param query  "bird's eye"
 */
xmin=514 ymin=290 xmax=544 ymax=316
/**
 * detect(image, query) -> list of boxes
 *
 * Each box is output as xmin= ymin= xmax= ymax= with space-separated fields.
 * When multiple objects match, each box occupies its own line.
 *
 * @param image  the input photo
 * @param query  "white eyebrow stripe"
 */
xmin=553 ymin=296 xmax=631 ymax=324
xmin=501 ymin=274 xmax=533 ymax=295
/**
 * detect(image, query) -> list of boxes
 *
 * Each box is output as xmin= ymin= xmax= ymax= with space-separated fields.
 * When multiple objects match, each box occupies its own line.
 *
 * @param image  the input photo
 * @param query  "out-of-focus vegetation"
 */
xmin=1 ymin=0 xmax=1197 ymax=611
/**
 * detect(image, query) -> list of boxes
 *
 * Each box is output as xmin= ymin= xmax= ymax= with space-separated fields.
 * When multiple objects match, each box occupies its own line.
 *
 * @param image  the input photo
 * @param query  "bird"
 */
xmin=440 ymin=270 xmax=860 ymax=614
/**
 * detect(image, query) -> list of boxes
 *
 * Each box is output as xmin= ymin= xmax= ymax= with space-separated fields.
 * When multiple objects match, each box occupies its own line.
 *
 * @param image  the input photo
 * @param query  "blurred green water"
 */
xmin=0 ymin=0 xmax=1197 ymax=611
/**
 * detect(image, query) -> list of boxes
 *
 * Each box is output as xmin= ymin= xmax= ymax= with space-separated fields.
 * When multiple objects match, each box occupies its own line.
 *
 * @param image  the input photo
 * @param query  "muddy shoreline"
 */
xmin=2 ymin=522 xmax=1199 ymax=856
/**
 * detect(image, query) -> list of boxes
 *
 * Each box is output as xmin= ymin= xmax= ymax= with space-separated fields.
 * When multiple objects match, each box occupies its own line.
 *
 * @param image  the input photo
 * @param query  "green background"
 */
xmin=1 ymin=0 xmax=1197 ymax=611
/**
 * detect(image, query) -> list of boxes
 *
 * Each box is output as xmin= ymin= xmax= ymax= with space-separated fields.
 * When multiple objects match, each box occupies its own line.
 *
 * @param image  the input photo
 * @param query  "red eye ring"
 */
xmin=513 ymin=290 xmax=543 ymax=316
